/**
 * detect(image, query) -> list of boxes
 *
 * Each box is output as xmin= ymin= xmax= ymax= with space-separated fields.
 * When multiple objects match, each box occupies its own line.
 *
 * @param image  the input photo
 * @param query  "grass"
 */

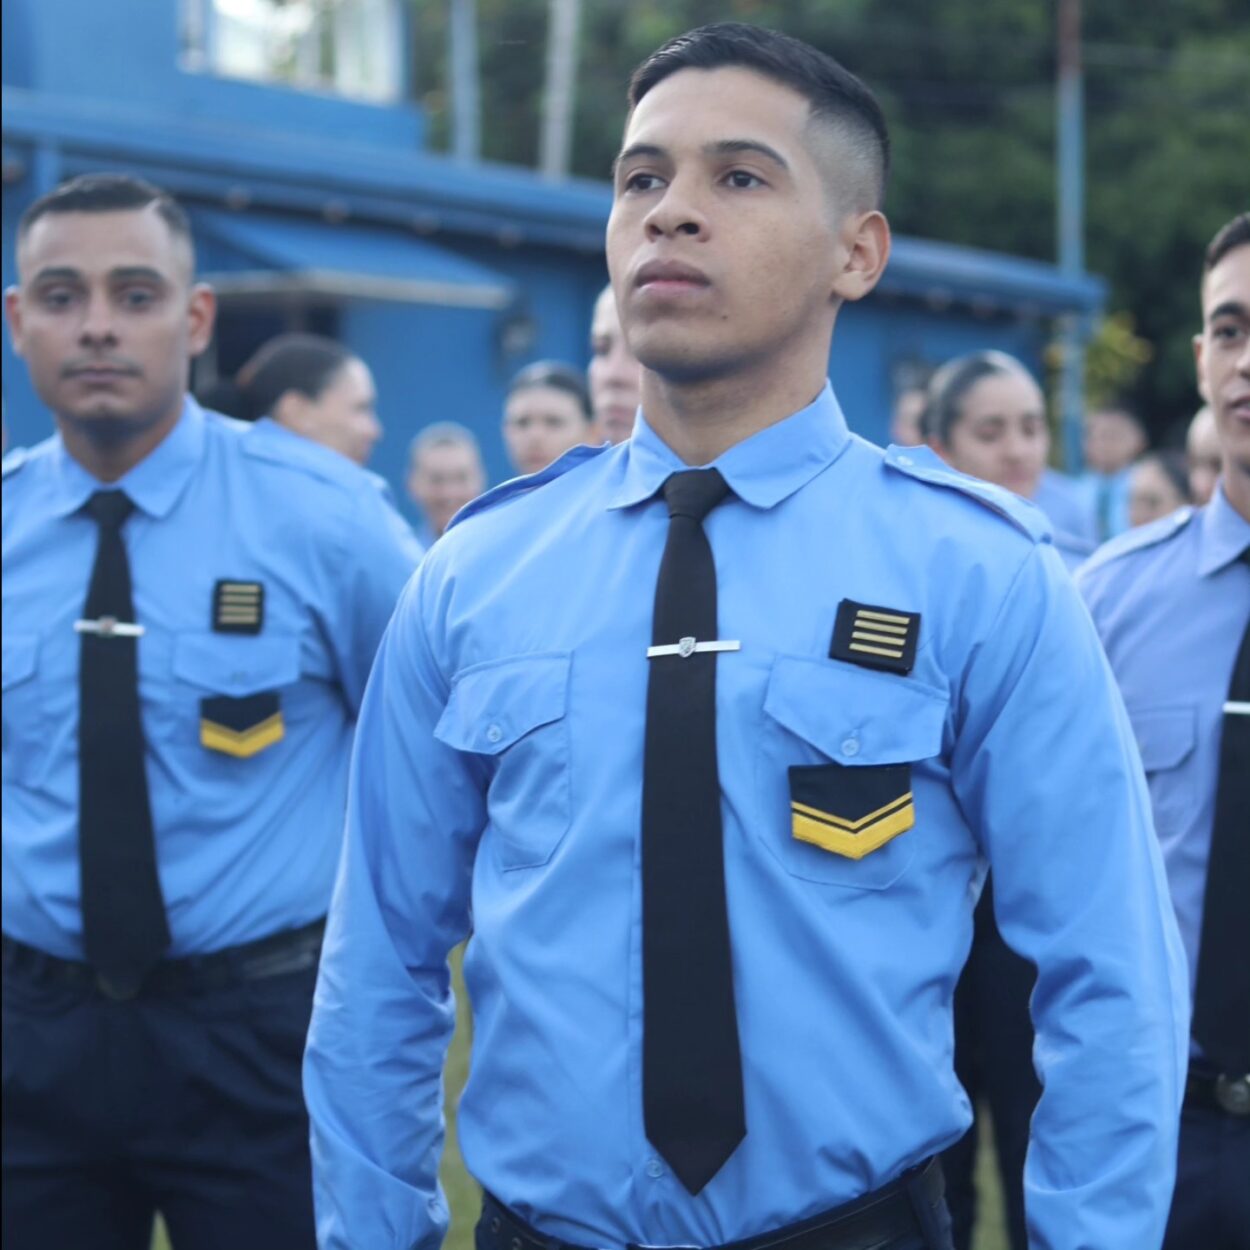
xmin=155 ymin=951 xmax=1010 ymax=1250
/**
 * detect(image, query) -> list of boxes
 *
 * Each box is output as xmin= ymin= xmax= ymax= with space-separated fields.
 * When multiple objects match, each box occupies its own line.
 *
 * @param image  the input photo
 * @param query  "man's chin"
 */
xmin=61 ymin=405 xmax=155 ymax=445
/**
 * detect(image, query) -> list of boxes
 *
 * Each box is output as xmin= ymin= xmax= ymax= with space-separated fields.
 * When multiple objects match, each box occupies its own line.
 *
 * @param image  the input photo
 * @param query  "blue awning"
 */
xmin=192 ymin=209 xmax=515 ymax=310
xmin=881 ymin=236 xmax=1104 ymax=317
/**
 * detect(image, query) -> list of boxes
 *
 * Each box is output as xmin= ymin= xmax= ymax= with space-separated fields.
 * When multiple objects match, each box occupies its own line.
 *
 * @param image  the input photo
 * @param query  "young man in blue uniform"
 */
xmin=1 ymin=174 xmax=421 ymax=1248
xmin=305 ymin=25 xmax=1187 ymax=1250
xmin=1078 ymin=212 xmax=1250 ymax=1250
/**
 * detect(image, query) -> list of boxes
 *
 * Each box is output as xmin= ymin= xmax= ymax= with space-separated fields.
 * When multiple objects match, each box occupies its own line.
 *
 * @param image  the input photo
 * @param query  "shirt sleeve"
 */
xmin=950 ymin=542 xmax=1188 ymax=1250
xmin=325 ymin=483 xmax=425 ymax=716
xmin=303 ymin=566 xmax=482 ymax=1250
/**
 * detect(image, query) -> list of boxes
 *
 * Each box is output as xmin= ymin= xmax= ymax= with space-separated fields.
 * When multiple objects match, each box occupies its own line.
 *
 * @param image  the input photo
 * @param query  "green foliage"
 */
xmin=410 ymin=0 xmax=1248 ymax=439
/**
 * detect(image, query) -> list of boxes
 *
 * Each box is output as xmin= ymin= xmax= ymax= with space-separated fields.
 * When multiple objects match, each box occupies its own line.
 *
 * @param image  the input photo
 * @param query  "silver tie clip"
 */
xmin=1224 ymin=700 xmax=1250 ymax=716
xmin=646 ymin=636 xmax=741 ymax=659
xmin=74 ymin=617 xmax=145 ymax=638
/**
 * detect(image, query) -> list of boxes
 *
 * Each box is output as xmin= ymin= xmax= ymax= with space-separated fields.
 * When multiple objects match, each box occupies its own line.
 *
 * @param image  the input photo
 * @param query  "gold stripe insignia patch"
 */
xmin=213 ymin=579 xmax=265 ymax=635
xmin=199 ymin=693 xmax=284 ymax=758
xmin=830 ymin=599 xmax=920 ymax=675
xmin=791 ymin=794 xmax=915 ymax=858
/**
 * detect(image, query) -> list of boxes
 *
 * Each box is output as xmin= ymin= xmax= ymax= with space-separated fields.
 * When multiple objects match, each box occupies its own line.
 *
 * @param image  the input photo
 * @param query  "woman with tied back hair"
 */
xmin=923 ymin=350 xmax=1094 ymax=568
xmin=236 ymin=333 xmax=383 ymax=467
xmin=501 ymin=359 xmax=593 ymax=477
xmin=1127 ymin=449 xmax=1192 ymax=529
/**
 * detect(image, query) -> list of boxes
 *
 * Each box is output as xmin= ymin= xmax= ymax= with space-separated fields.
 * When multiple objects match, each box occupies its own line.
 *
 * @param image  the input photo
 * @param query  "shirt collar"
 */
xmin=607 ymin=382 xmax=851 ymax=512
xmin=1197 ymin=479 xmax=1250 ymax=578
xmin=48 ymin=396 xmax=206 ymax=521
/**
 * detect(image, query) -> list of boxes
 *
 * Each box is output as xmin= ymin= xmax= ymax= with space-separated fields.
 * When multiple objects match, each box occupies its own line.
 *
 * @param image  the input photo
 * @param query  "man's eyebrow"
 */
xmin=30 ymin=266 xmax=84 ymax=285
xmin=108 ymin=266 xmax=169 ymax=284
xmin=612 ymin=143 xmax=667 ymax=177
xmin=1207 ymin=300 xmax=1248 ymax=321
xmin=709 ymin=139 xmax=791 ymax=171
xmin=612 ymin=138 xmax=791 ymax=178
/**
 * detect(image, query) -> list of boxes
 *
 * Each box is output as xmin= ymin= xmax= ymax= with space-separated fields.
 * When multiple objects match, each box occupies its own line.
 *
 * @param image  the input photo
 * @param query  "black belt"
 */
xmin=481 ymin=1158 xmax=946 ymax=1250
xmin=1185 ymin=1064 xmax=1250 ymax=1117
xmin=0 ymin=919 xmax=325 ymax=1002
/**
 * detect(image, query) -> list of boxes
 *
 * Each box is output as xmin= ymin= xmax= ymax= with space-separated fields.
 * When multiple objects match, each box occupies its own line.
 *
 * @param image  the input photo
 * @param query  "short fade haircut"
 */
xmin=1205 ymin=212 xmax=1250 ymax=273
xmin=408 ymin=420 xmax=483 ymax=471
xmin=237 ymin=333 xmax=356 ymax=422
xmin=18 ymin=172 xmax=193 ymax=256
xmin=921 ymin=350 xmax=1037 ymax=445
xmin=628 ymin=22 xmax=890 ymax=211
xmin=507 ymin=360 xmax=592 ymax=420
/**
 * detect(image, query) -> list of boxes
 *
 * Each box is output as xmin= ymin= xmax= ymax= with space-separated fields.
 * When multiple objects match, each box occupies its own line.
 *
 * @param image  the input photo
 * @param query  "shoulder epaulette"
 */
xmin=447 ymin=443 xmax=611 ymax=531
xmin=1079 ymin=506 xmax=1194 ymax=577
xmin=1 ymin=446 xmax=30 ymax=479
xmin=882 ymin=444 xmax=1051 ymax=542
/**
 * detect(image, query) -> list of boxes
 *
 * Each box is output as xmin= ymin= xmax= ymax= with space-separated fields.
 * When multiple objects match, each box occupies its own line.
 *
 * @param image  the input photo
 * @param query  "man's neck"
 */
xmin=1221 ymin=456 xmax=1250 ymax=525
xmin=641 ymin=352 xmax=829 ymax=466
xmin=58 ymin=403 xmax=183 ymax=484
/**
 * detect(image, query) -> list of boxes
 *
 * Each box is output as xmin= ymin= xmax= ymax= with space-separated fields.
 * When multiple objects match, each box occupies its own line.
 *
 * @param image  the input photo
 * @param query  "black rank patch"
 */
xmin=830 ymin=599 xmax=920 ymax=675
xmin=213 ymin=580 xmax=264 ymax=635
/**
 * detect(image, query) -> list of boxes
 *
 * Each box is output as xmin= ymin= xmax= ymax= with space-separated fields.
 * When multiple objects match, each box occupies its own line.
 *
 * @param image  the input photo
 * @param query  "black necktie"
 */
xmin=1191 ymin=546 xmax=1250 ymax=1074
xmin=79 ymin=490 xmax=169 ymax=996
xmin=641 ymin=468 xmax=745 ymax=1194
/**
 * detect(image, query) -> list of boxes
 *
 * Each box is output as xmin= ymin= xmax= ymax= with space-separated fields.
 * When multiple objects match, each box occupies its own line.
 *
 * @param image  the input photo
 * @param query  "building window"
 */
xmin=181 ymin=0 xmax=402 ymax=104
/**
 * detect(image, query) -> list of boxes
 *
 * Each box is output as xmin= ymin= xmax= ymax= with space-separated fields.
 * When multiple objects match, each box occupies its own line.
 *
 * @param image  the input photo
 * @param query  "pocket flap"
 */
xmin=763 ymin=655 xmax=946 ymax=765
xmin=1 ymin=635 xmax=38 ymax=691
xmin=1128 ymin=704 xmax=1197 ymax=773
xmin=174 ymin=633 xmax=300 ymax=696
xmin=435 ymin=652 xmax=570 ymax=755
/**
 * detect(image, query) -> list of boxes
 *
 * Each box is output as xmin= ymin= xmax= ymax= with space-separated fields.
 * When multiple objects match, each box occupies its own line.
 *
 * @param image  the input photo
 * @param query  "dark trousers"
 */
xmin=1163 ymin=1102 xmax=1250 ymax=1250
xmin=2 ymin=945 xmax=318 ymax=1250
xmin=942 ymin=883 xmax=1039 ymax=1250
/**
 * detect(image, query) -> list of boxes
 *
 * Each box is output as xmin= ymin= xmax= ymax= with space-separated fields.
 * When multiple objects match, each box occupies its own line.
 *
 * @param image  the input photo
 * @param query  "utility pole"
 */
xmin=539 ymin=0 xmax=581 ymax=179
xmin=449 ymin=0 xmax=480 ymax=162
xmin=1056 ymin=0 xmax=1086 ymax=471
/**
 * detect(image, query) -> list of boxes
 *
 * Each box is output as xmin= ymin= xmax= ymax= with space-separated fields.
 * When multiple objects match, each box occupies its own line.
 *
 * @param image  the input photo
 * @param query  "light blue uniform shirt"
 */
xmin=1034 ymin=467 xmax=1097 ymax=547
xmin=1 ymin=399 xmax=420 ymax=957
xmin=1078 ymin=485 xmax=1250 ymax=1015
xmin=305 ymin=386 xmax=1187 ymax=1250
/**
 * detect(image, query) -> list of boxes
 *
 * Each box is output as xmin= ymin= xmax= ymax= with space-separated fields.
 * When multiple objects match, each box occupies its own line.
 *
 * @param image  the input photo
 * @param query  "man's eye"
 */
xmin=725 ymin=170 xmax=763 ymax=189
xmin=40 ymin=288 xmax=77 ymax=309
xmin=1213 ymin=323 xmax=1246 ymax=342
xmin=120 ymin=288 xmax=156 ymax=309
xmin=624 ymin=172 xmax=662 ymax=193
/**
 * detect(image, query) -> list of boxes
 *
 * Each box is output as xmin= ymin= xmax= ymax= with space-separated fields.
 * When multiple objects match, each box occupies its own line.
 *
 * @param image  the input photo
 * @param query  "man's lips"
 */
xmin=635 ymin=260 xmax=710 ymax=290
xmin=64 ymin=364 xmax=138 ymax=382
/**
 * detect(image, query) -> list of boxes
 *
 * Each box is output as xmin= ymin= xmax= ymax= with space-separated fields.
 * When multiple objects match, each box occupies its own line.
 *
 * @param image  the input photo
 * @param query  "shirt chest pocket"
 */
xmin=1127 ymin=704 xmax=1197 ymax=839
xmin=2 ymin=635 xmax=45 ymax=782
xmin=757 ymin=656 xmax=948 ymax=889
xmin=172 ymin=633 xmax=302 ymax=759
xmin=434 ymin=652 xmax=571 ymax=871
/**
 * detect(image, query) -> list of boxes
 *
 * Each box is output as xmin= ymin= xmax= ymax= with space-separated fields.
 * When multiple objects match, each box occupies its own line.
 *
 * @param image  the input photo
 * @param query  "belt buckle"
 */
xmin=1214 ymin=1074 xmax=1250 ymax=1116
xmin=94 ymin=970 xmax=145 ymax=1001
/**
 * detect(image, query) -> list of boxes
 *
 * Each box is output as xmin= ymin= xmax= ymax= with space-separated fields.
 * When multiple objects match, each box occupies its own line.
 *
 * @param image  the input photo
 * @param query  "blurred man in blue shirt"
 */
xmin=1079 ymin=212 xmax=1250 ymax=1250
xmin=306 ymin=24 xmax=1187 ymax=1250
xmin=1 ymin=173 xmax=419 ymax=1249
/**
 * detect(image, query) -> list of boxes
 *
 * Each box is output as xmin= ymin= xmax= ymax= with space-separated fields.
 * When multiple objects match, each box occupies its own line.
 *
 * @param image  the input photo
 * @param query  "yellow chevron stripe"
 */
xmin=855 ymin=609 xmax=912 ymax=626
xmin=791 ymin=802 xmax=915 ymax=859
xmin=849 ymin=642 xmax=904 ymax=658
xmin=792 ymin=791 xmax=913 ymax=831
xmin=200 ymin=712 xmax=285 ymax=758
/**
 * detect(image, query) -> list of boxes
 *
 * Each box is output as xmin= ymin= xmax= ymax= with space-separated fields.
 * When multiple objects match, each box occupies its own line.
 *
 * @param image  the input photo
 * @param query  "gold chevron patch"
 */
xmin=830 ymin=599 xmax=920 ymax=675
xmin=199 ymin=692 xmax=284 ymax=758
xmin=791 ymin=793 xmax=915 ymax=859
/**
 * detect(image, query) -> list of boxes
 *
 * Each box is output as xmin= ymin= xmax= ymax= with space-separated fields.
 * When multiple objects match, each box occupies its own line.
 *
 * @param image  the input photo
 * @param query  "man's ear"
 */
xmin=1193 ymin=332 xmax=1211 ymax=404
xmin=187 ymin=283 xmax=217 ymax=359
xmin=830 ymin=210 xmax=891 ymax=304
xmin=4 ymin=286 xmax=26 ymax=358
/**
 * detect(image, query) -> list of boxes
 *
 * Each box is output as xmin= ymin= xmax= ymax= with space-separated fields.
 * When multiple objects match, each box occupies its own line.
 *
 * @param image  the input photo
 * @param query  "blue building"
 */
xmin=2 ymin=0 xmax=1103 ymax=508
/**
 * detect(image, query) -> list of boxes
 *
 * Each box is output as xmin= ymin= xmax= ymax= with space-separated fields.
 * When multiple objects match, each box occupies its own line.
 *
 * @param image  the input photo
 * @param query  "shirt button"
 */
xmin=841 ymin=737 xmax=860 ymax=757
xmin=231 ymin=671 xmax=246 ymax=683
xmin=896 ymin=454 xmax=914 ymax=466
xmin=645 ymin=1157 xmax=665 ymax=1178
xmin=485 ymin=723 xmax=503 ymax=744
